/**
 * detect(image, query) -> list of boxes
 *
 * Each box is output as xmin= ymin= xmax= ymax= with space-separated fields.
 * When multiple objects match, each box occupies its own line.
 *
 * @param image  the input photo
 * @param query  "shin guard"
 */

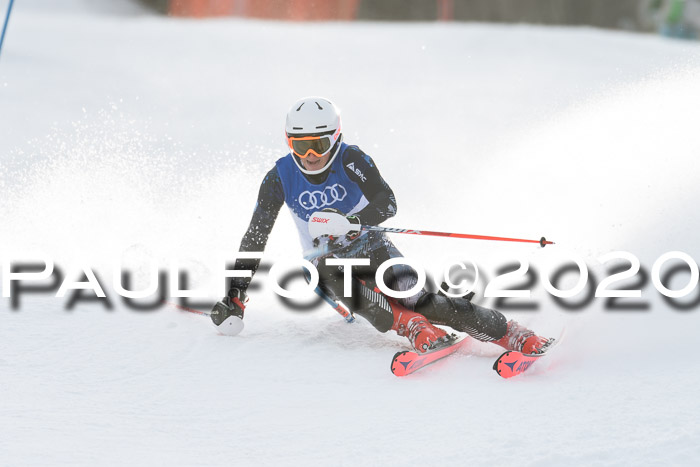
xmin=415 ymin=293 xmax=507 ymax=342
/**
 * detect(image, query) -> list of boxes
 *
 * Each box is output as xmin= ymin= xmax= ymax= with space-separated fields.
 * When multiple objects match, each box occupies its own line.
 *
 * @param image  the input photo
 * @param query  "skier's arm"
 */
xmin=342 ymin=147 xmax=397 ymax=226
xmin=229 ymin=167 xmax=285 ymax=293
xmin=211 ymin=168 xmax=284 ymax=334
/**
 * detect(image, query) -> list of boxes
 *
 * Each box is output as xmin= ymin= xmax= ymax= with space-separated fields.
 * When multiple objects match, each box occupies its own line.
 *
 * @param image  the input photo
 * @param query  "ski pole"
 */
xmin=162 ymin=300 xmax=211 ymax=317
xmin=360 ymin=225 xmax=554 ymax=247
xmin=304 ymin=268 xmax=355 ymax=323
xmin=166 ymin=293 xmax=353 ymax=323
xmin=0 ymin=0 xmax=15 ymax=60
xmin=314 ymin=285 xmax=355 ymax=323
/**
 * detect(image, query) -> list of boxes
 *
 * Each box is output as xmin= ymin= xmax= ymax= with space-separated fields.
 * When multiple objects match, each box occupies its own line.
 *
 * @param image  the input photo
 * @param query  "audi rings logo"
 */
xmin=298 ymin=184 xmax=347 ymax=210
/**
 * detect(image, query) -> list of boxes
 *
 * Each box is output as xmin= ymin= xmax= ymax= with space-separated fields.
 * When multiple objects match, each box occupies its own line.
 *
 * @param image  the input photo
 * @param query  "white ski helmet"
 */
xmin=285 ymin=96 xmax=343 ymax=175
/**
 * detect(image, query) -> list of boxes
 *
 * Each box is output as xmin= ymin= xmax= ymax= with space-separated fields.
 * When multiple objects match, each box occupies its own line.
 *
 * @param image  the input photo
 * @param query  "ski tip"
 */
xmin=493 ymin=350 xmax=528 ymax=379
xmin=493 ymin=351 xmax=511 ymax=372
xmin=391 ymin=351 xmax=411 ymax=377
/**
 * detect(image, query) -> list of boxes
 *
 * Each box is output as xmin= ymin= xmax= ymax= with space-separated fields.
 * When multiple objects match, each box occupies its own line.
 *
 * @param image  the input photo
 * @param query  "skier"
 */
xmin=211 ymin=96 xmax=552 ymax=355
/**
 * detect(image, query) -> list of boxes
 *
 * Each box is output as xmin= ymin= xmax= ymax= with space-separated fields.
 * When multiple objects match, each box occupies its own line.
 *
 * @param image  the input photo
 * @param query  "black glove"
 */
xmin=210 ymin=288 xmax=248 ymax=326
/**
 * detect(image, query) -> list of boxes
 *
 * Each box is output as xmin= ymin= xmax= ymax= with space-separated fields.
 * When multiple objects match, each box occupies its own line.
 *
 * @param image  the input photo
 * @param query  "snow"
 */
xmin=2 ymin=1 xmax=700 ymax=465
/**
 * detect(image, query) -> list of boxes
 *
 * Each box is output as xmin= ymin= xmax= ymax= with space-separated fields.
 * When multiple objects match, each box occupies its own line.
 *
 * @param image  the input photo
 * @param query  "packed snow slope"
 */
xmin=2 ymin=1 xmax=700 ymax=465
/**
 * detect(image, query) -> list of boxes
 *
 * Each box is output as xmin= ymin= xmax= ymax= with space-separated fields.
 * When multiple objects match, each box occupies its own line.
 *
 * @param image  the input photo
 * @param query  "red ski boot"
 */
xmin=392 ymin=309 xmax=448 ymax=353
xmin=493 ymin=320 xmax=551 ymax=355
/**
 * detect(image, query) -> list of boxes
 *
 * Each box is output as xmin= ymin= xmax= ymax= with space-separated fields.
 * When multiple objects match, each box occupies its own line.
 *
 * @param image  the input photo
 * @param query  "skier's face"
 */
xmin=300 ymin=152 xmax=330 ymax=172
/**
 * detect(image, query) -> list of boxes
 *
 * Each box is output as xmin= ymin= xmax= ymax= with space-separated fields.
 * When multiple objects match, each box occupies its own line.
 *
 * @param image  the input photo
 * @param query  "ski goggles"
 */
xmin=287 ymin=128 xmax=340 ymax=159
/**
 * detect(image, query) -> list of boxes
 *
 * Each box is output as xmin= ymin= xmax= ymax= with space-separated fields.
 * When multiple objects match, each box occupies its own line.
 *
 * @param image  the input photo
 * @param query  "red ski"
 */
xmin=492 ymin=351 xmax=547 ymax=378
xmin=391 ymin=337 xmax=467 ymax=376
xmin=492 ymin=334 xmax=561 ymax=378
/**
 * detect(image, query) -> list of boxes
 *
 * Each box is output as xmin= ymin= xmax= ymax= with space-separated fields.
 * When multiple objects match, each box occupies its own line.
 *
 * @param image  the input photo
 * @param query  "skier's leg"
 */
xmin=414 ymin=293 xmax=551 ymax=354
xmin=414 ymin=293 xmax=506 ymax=340
xmin=315 ymin=255 xmax=395 ymax=333
xmin=312 ymin=234 xmax=552 ymax=353
xmin=365 ymin=241 xmax=455 ymax=352
xmin=357 ymin=240 xmax=507 ymax=349
xmin=314 ymin=237 xmax=449 ymax=352
xmin=368 ymin=238 xmax=428 ymax=309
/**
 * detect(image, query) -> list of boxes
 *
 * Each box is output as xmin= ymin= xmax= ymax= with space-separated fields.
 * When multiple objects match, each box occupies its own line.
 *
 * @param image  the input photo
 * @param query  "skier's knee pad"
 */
xmin=414 ymin=293 xmax=459 ymax=326
xmin=415 ymin=293 xmax=507 ymax=341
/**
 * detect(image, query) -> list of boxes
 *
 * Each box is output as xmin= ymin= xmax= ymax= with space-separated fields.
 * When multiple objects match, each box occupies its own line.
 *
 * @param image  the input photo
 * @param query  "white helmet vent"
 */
xmin=285 ymin=96 xmax=340 ymax=136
